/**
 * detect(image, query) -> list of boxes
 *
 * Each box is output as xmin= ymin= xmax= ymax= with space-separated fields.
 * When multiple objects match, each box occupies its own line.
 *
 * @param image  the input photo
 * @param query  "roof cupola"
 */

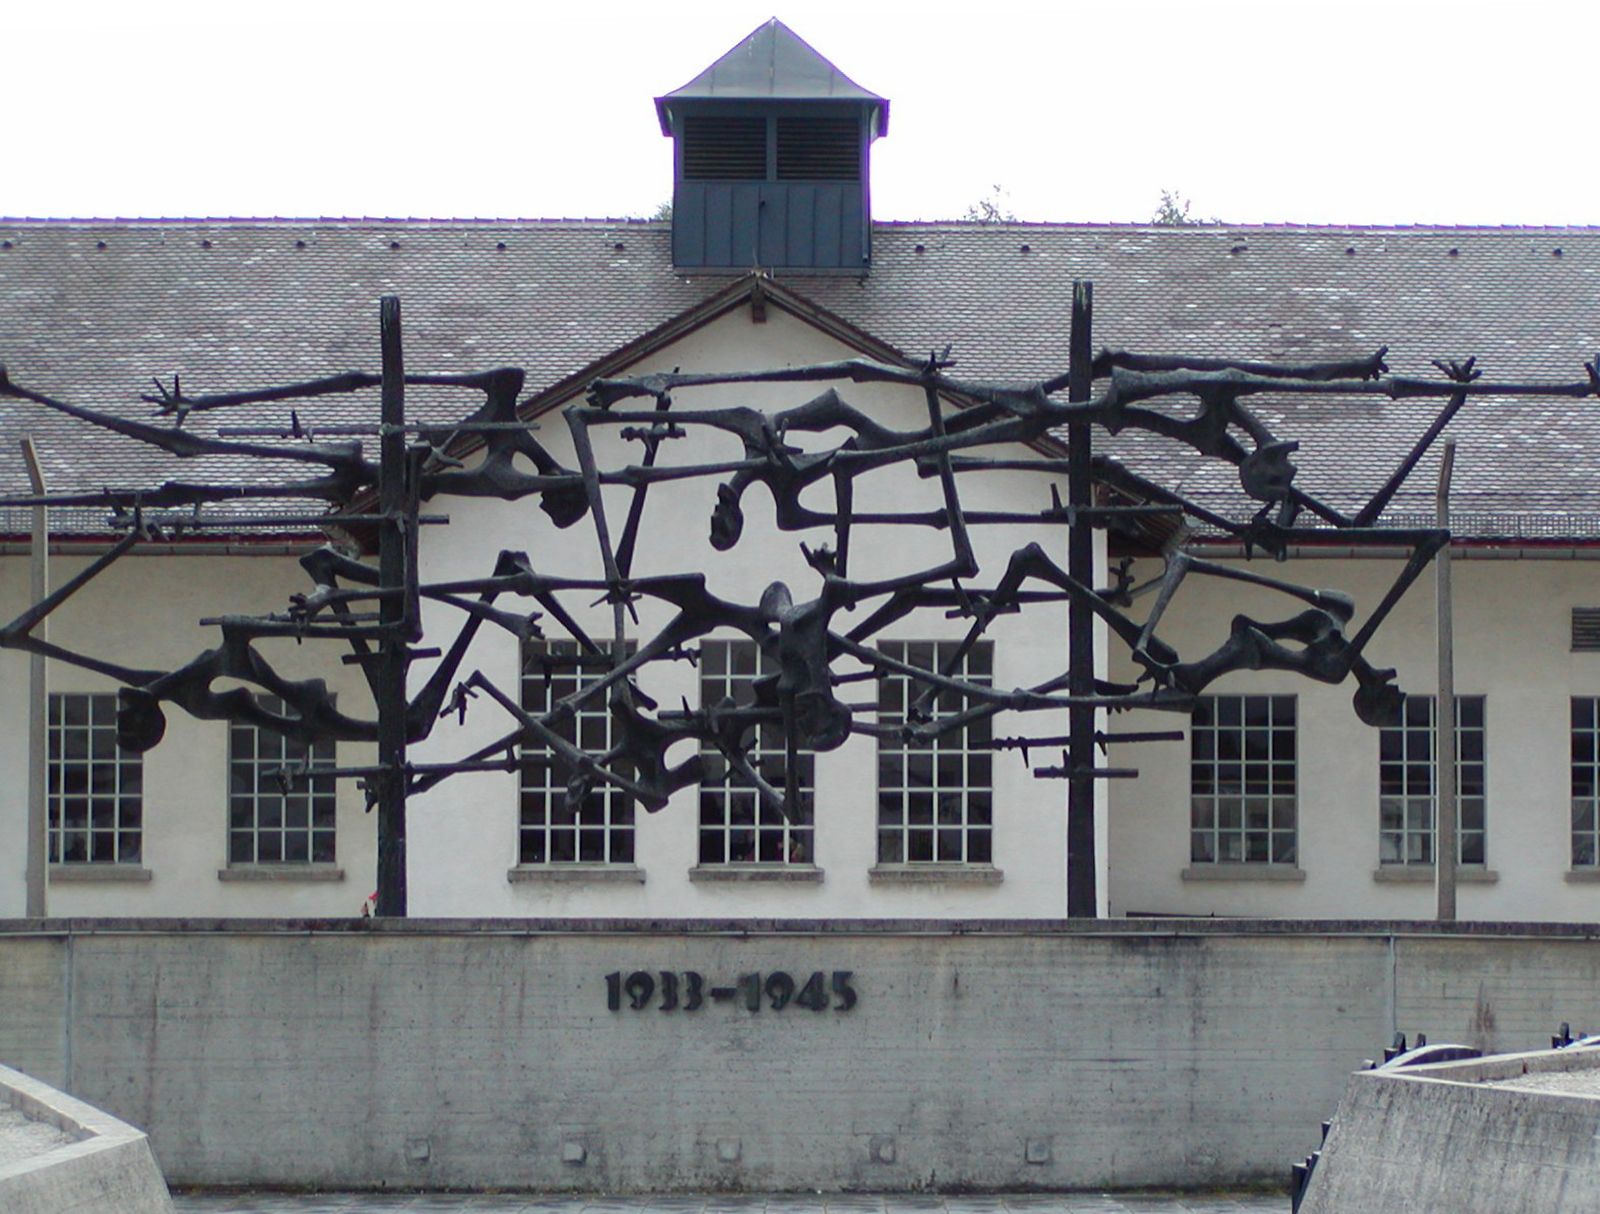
xmin=656 ymin=19 xmax=888 ymax=272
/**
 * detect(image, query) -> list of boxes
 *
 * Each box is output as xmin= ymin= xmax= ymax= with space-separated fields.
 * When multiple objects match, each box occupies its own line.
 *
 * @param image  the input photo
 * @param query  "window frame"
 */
xmin=48 ymin=692 xmax=143 ymax=866
xmin=696 ymin=638 xmax=815 ymax=867
xmin=226 ymin=695 xmax=338 ymax=868
xmin=875 ymin=640 xmax=995 ymax=867
xmin=1189 ymin=694 xmax=1298 ymax=866
xmin=1378 ymin=694 xmax=1487 ymax=867
xmin=518 ymin=638 xmax=637 ymax=867
xmin=1572 ymin=697 xmax=1600 ymax=867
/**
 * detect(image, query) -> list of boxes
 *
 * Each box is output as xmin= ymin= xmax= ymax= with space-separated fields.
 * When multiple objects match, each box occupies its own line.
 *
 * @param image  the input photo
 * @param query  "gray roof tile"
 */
xmin=2 ymin=219 xmax=1598 ymax=538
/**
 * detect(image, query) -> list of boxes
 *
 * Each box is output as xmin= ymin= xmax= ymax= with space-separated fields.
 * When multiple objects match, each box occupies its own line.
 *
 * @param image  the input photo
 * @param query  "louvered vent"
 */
xmin=776 ymin=116 xmax=859 ymax=180
xmin=1574 ymin=608 xmax=1600 ymax=651
xmin=682 ymin=116 xmax=766 ymax=179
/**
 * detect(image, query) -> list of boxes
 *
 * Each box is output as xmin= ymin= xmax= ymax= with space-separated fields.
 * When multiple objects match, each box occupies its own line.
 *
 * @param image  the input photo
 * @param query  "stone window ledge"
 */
xmin=49 ymin=864 xmax=152 ymax=883
xmin=1565 ymin=869 xmax=1600 ymax=884
xmin=1182 ymin=863 xmax=1306 ymax=883
xmin=507 ymin=864 xmax=645 ymax=884
xmin=690 ymin=864 xmax=824 ymax=884
xmin=869 ymin=864 xmax=1003 ymax=886
xmin=1372 ymin=865 xmax=1499 ymax=884
xmin=218 ymin=864 xmax=345 ymax=883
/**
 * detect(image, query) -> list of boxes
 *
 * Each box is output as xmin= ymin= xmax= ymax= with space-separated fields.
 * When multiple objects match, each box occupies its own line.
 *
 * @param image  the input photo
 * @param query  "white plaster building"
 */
xmin=4 ymin=20 xmax=1600 ymax=921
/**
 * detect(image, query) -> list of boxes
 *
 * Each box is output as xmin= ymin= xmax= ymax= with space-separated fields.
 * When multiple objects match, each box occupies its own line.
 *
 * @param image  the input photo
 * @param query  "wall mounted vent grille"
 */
xmin=1573 ymin=608 xmax=1600 ymax=651
xmin=776 ymin=117 xmax=859 ymax=180
xmin=683 ymin=116 xmax=766 ymax=179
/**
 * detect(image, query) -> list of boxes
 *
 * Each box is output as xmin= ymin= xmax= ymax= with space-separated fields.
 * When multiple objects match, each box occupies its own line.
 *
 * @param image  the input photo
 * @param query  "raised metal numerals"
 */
xmin=604 ymin=970 xmax=857 ymax=1014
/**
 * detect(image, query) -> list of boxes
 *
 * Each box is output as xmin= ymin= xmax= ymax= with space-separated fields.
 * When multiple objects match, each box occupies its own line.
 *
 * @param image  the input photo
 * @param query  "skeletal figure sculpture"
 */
xmin=3 ymin=294 xmax=1594 ymax=914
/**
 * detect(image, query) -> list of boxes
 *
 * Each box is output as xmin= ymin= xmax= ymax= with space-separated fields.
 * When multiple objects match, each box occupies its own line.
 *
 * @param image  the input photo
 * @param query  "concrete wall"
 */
xmin=3 ymin=919 xmax=1599 ymax=1192
xmin=1107 ymin=553 xmax=1600 ymax=921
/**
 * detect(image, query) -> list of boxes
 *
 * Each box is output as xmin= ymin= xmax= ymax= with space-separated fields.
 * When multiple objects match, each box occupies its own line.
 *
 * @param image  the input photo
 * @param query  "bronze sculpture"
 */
xmin=5 ymin=289 xmax=1591 ymax=914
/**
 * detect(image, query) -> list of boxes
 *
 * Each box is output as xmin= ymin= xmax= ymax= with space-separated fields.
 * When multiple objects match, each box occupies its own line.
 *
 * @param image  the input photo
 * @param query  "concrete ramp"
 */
xmin=1302 ymin=1045 xmax=1600 ymax=1213
xmin=0 ymin=1062 xmax=174 ymax=1214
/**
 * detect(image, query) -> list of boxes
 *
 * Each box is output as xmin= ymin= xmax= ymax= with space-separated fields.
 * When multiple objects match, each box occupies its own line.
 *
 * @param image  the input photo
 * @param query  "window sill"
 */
xmin=869 ymin=864 xmax=1003 ymax=886
xmin=1372 ymin=865 xmax=1499 ymax=884
xmin=218 ymin=864 xmax=345 ymax=883
xmin=507 ymin=864 xmax=645 ymax=884
xmin=1182 ymin=864 xmax=1306 ymax=883
xmin=49 ymin=864 xmax=152 ymax=883
xmin=690 ymin=864 xmax=824 ymax=884
xmin=1565 ymin=869 xmax=1600 ymax=884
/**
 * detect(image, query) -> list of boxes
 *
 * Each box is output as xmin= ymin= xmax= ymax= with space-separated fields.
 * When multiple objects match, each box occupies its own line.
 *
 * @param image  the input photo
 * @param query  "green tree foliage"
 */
xmin=963 ymin=184 xmax=1017 ymax=224
xmin=1152 ymin=189 xmax=1221 ymax=226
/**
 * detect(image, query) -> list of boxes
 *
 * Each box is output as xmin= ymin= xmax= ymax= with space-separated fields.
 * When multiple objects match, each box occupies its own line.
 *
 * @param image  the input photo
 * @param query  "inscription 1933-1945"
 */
xmin=604 ymin=970 xmax=857 ymax=1014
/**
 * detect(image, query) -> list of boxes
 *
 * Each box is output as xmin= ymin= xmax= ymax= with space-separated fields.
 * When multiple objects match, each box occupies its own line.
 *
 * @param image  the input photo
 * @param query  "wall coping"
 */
xmin=1391 ymin=1044 xmax=1600 ymax=1088
xmin=0 ymin=1062 xmax=174 ymax=1212
xmin=3 ymin=916 xmax=1600 ymax=940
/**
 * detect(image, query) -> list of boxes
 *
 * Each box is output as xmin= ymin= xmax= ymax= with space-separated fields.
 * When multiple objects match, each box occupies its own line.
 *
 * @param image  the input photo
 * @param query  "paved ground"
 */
xmin=171 ymin=1193 xmax=1287 ymax=1213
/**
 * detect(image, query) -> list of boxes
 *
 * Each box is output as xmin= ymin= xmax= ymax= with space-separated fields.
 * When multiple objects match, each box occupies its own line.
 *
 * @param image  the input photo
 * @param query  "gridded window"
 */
xmin=876 ymin=641 xmax=994 ymax=864
xmin=1190 ymin=695 xmax=1297 ymax=864
xmin=519 ymin=640 xmax=634 ymax=865
xmin=48 ymin=693 xmax=142 ymax=864
xmin=228 ymin=696 xmax=337 ymax=865
xmin=1572 ymin=698 xmax=1600 ymax=866
xmin=698 ymin=640 xmax=815 ymax=864
xmin=1379 ymin=695 xmax=1486 ymax=865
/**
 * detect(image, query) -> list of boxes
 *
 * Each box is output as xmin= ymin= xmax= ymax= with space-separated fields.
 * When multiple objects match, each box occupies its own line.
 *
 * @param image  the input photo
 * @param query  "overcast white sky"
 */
xmin=9 ymin=0 xmax=1596 ymax=226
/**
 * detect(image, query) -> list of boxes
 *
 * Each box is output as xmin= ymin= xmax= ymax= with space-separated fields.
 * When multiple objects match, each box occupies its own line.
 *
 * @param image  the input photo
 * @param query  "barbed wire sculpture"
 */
xmin=4 ymin=289 xmax=1595 ymax=915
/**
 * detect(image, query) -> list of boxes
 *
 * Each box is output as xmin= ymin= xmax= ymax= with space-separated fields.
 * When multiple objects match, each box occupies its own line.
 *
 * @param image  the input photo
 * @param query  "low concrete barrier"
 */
xmin=5 ymin=918 xmax=1600 ymax=1191
xmin=0 ymin=1062 xmax=174 ymax=1214
xmin=1302 ymin=1046 xmax=1600 ymax=1213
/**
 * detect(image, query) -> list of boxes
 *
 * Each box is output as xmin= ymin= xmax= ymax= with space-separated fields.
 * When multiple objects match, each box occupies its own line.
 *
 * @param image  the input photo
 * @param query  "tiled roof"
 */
xmin=2 ymin=218 xmax=1598 ymax=539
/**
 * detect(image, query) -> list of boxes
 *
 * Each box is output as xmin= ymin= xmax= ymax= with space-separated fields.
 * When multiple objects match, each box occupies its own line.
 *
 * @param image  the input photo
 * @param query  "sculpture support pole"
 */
xmin=1067 ymin=281 xmax=1098 ymax=917
xmin=1435 ymin=440 xmax=1457 ymax=922
xmin=22 ymin=437 xmax=47 ymax=918
xmin=375 ymin=296 xmax=409 ymax=917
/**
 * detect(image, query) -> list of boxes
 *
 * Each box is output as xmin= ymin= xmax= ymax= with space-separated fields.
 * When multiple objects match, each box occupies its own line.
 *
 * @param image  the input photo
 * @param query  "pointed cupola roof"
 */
xmin=655 ymin=18 xmax=889 ymax=137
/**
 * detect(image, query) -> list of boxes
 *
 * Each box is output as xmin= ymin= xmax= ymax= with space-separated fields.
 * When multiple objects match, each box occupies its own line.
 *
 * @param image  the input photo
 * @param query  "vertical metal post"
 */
xmin=23 ymin=437 xmax=48 ymax=918
xmin=1435 ymin=440 xmax=1457 ymax=922
xmin=375 ymin=296 xmax=409 ymax=917
xmin=1066 ymin=281 xmax=1098 ymax=918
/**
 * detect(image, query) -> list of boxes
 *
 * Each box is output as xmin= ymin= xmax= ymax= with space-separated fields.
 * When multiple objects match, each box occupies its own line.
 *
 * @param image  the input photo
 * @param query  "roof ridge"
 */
xmin=873 ymin=220 xmax=1600 ymax=234
xmin=8 ymin=217 xmax=1599 ymax=234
